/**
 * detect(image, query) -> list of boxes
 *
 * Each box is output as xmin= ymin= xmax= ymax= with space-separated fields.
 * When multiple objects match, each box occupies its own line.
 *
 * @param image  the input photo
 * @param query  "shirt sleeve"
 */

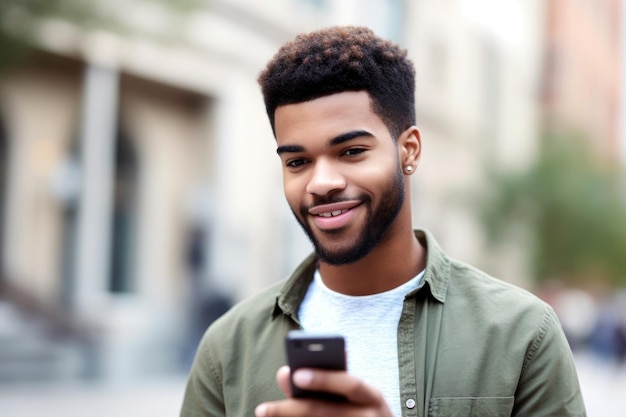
xmin=180 ymin=333 xmax=226 ymax=417
xmin=512 ymin=305 xmax=587 ymax=416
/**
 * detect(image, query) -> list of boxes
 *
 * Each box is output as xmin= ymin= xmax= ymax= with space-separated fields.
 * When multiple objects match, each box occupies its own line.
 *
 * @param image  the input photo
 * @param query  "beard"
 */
xmin=292 ymin=166 xmax=405 ymax=265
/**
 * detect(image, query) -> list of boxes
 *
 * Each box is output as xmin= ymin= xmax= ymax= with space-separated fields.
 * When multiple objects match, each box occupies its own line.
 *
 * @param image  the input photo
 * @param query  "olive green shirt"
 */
xmin=180 ymin=230 xmax=586 ymax=417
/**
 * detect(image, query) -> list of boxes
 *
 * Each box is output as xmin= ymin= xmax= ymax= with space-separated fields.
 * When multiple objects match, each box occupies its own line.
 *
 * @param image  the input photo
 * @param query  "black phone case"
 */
xmin=285 ymin=331 xmax=347 ymax=402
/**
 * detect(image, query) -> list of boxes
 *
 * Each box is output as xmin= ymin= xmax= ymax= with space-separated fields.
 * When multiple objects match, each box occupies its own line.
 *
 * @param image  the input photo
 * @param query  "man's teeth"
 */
xmin=318 ymin=209 xmax=348 ymax=218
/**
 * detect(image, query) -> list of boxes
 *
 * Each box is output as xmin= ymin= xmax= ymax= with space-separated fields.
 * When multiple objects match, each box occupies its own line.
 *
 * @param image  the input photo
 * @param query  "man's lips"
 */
xmin=308 ymin=201 xmax=361 ymax=217
xmin=307 ymin=201 xmax=361 ymax=230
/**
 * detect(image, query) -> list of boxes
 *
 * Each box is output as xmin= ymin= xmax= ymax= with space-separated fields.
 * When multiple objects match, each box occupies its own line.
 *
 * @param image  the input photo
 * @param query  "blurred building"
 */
xmin=0 ymin=0 xmax=551 ymax=383
xmin=407 ymin=0 xmax=547 ymax=285
xmin=622 ymin=0 xmax=626 ymax=169
xmin=0 ymin=0 xmax=333 ymax=383
xmin=540 ymin=0 xmax=623 ymax=160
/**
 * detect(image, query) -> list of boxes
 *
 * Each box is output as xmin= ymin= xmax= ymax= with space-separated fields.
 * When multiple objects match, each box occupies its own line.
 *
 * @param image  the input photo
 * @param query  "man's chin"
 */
xmin=313 ymin=240 xmax=374 ymax=266
xmin=300 ymin=223 xmax=371 ymax=264
xmin=315 ymin=251 xmax=359 ymax=266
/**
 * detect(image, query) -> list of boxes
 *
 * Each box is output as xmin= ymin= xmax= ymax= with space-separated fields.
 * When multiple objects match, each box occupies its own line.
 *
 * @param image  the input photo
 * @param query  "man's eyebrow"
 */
xmin=276 ymin=144 xmax=304 ymax=155
xmin=276 ymin=130 xmax=374 ymax=155
xmin=329 ymin=130 xmax=374 ymax=146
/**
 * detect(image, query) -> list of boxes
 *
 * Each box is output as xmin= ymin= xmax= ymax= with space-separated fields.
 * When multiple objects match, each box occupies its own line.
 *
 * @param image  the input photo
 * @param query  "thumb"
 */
xmin=276 ymin=366 xmax=293 ymax=397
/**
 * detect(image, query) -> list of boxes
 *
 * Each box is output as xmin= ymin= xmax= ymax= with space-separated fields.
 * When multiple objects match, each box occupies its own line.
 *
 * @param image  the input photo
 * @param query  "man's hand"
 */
xmin=254 ymin=366 xmax=394 ymax=417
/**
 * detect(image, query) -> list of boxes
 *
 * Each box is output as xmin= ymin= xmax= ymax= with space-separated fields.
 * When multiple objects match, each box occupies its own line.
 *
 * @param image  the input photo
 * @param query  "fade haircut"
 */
xmin=257 ymin=26 xmax=416 ymax=140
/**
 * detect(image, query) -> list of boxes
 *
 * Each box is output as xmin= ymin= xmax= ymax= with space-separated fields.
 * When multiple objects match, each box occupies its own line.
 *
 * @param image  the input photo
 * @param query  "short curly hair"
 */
xmin=257 ymin=26 xmax=415 ymax=140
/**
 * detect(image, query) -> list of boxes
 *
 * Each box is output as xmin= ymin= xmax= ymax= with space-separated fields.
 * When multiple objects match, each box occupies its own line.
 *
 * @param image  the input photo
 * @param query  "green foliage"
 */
xmin=0 ymin=0 xmax=97 ymax=71
xmin=479 ymin=133 xmax=626 ymax=287
xmin=0 ymin=0 xmax=204 ymax=73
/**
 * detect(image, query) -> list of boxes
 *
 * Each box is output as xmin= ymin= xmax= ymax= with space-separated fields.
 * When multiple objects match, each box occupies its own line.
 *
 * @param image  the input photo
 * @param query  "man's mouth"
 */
xmin=306 ymin=201 xmax=362 ymax=231
xmin=308 ymin=201 xmax=361 ymax=217
xmin=316 ymin=209 xmax=349 ymax=218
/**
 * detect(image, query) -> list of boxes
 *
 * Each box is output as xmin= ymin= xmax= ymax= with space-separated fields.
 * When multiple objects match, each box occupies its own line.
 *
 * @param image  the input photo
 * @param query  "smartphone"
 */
xmin=285 ymin=330 xmax=347 ymax=402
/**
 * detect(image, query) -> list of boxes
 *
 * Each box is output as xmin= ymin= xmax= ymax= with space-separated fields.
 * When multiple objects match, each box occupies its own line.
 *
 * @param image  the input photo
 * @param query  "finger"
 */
xmin=255 ymin=398 xmax=351 ymax=417
xmin=292 ymin=369 xmax=386 ymax=406
xmin=276 ymin=366 xmax=292 ymax=397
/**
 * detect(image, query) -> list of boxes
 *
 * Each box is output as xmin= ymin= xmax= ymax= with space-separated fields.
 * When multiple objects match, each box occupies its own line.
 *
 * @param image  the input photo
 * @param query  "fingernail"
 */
xmin=255 ymin=403 xmax=267 ymax=417
xmin=293 ymin=369 xmax=314 ymax=386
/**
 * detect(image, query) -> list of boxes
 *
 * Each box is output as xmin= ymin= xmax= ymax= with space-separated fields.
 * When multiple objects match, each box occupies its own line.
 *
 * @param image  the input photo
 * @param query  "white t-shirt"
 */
xmin=298 ymin=269 xmax=425 ymax=417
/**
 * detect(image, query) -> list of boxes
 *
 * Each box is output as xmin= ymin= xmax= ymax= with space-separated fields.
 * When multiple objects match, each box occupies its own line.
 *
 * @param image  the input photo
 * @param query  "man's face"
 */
xmin=274 ymin=91 xmax=406 ymax=265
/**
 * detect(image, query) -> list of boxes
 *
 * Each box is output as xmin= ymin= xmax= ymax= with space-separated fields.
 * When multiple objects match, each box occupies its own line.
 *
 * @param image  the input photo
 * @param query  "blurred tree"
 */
xmin=478 ymin=133 xmax=626 ymax=287
xmin=0 ymin=0 xmax=93 ymax=71
xmin=0 ymin=0 xmax=204 ymax=73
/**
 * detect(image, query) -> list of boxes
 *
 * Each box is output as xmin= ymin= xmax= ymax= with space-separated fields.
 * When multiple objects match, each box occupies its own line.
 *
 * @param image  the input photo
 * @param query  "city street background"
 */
xmin=0 ymin=1 xmax=625 ymax=416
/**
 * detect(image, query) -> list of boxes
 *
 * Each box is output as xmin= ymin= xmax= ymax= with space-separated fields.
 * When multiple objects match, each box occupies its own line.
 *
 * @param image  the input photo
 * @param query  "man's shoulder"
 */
xmin=184 ymin=279 xmax=293 ymax=414
xmin=207 ymin=279 xmax=286 ymax=337
xmin=446 ymin=258 xmax=553 ymax=322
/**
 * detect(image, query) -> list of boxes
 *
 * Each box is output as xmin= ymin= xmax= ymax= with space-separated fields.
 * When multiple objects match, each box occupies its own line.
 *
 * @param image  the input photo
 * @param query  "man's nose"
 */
xmin=305 ymin=159 xmax=346 ymax=196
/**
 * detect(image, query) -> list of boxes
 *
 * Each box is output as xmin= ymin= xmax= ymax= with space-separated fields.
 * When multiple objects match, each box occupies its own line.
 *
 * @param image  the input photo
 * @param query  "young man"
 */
xmin=180 ymin=26 xmax=586 ymax=417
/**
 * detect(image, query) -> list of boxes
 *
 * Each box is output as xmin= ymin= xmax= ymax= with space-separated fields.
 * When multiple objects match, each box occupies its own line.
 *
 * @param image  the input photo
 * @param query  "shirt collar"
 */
xmin=272 ymin=229 xmax=449 ymax=320
xmin=411 ymin=229 xmax=449 ymax=303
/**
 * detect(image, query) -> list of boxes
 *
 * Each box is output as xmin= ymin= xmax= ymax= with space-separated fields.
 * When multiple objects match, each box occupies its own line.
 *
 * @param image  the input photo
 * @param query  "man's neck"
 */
xmin=317 ymin=228 xmax=426 ymax=296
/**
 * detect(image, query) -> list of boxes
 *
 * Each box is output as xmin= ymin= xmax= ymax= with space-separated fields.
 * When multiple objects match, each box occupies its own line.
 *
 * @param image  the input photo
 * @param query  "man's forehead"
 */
xmin=274 ymin=92 xmax=377 ymax=138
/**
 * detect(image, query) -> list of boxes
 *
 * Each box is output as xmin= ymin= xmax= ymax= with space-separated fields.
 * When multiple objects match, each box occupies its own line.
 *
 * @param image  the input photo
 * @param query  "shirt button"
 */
xmin=405 ymin=398 xmax=416 ymax=409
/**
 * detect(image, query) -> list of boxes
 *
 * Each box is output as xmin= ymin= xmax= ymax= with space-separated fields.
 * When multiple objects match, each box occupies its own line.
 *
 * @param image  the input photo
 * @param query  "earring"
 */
xmin=405 ymin=166 xmax=413 ymax=173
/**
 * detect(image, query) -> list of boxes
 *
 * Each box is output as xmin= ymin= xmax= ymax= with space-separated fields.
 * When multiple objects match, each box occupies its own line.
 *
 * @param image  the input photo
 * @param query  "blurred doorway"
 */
xmin=58 ymin=138 xmax=81 ymax=307
xmin=108 ymin=128 xmax=138 ymax=294
xmin=0 ymin=117 xmax=7 ymax=286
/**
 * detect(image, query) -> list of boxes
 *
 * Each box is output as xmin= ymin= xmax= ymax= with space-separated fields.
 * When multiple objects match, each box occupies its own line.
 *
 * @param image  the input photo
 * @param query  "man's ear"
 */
xmin=398 ymin=126 xmax=421 ymax=174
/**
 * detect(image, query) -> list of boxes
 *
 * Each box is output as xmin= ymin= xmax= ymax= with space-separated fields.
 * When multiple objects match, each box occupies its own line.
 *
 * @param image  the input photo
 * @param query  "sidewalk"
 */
xmin=0 ymin=353 xmax=623 ymax=416
xmin=0 ymin=375 xmax=188 ymax=417
xmin=574 ymin=351 xmax=626 ymax=417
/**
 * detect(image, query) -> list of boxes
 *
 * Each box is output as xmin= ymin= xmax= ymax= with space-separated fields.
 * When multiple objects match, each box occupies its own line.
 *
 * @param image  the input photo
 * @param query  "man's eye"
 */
xmin=286 ymin=159 xmax=307 ymax=168
xmin=343 ymin=148 xmax=366 ymax=157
